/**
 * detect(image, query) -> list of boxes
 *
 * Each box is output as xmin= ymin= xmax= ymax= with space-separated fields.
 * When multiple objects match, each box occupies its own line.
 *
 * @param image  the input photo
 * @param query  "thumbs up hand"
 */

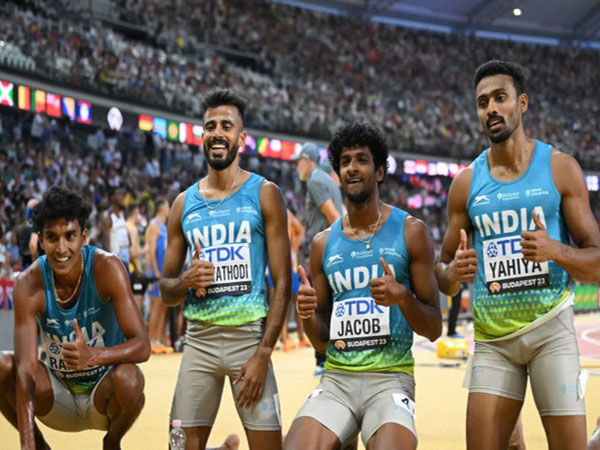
xmin=521 ymin=211 xmax=556 ymax=262
xmin=448 ymin=228 xmax=477 ymax=285
xmin=62 ymin=319 xmax=92 ymax=370
xmin=296 ymin=265 xmax=317 ymax=319
xmin=370 ymin=258 xmax=407 ymax=307
xmin=182 ymin=240 xmax=214 ymax=298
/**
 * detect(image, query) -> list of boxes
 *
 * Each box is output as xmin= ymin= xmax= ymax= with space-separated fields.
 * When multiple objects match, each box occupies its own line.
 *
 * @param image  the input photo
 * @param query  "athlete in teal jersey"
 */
xmin=160 ymin=89 xmax=290 ymax=450
xmin=285 ymin=122 xmax=441 ymax=450
xmin=0 ymin=186 xmax=150 ymax=449
xmin=322 ymin=207 xmax=415 ymax=374
xmin=467 ymin=140 xmax=572 ymax=340
xmin=37 ymin=245 xmax=126 ymax=394
xmin=436 ymin=60 xmax=600 ymax=450
xmin=180 ymin=171 xmax=269 ymax=325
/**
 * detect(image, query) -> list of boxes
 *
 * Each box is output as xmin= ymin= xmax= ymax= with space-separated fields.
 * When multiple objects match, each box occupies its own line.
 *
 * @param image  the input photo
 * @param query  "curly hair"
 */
xmin=328 ymin=122 xmax=389 ymax=180
xmin=473 ymin=60 xmax=528 ymax=95
xmin=32 ymin=186 xmax=92 ymax=232
xmin=200 ymin=88 xmax=248 ymax=122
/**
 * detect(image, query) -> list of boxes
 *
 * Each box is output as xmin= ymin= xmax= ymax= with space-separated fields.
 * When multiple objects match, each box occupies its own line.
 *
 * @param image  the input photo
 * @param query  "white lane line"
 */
xmin=581 ymin=326 xmax=600 ymax=347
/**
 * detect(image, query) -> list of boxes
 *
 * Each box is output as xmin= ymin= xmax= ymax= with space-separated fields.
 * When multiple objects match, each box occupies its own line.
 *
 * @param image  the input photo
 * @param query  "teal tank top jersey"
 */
xmin=37 ymin=246 xmax=125 ymax=394
xmin=322 ymin=207 xmax=415 ymax=375
xmin=467 ymin=140 xmax=572 ymax=340
xmin=180 ymin=173 xmax=269 ymax=326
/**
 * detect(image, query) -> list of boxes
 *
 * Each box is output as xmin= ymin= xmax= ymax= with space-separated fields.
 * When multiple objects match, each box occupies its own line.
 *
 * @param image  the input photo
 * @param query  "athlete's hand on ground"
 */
xmin=62 ymin=319 xmax=92 ymax=370
xmin=370 ymin=258 xmax=407 ymax=306
xmin=521 ymin=212 xmax=557 ymax=262
xmin=233 ymin=352 xmax=269 ymax=408
xmin=181 ymin=241 xmax=212 ymax=297
xmin=296 ymin=266 xmax=317 ymax=319
xmin=448 ymin=229 xmax=477 ymax=283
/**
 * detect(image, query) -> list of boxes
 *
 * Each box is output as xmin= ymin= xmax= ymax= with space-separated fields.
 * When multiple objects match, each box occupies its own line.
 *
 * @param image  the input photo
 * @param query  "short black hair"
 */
xmin=200 ymin=88 xmax=248 ymax=122
xmin=328 ymin=122 xmax=389 ymax=179
xmin=473 ymin=60 xmax=528 ymax=95
xmin=33 ymin=186 xmax=92 ymax=232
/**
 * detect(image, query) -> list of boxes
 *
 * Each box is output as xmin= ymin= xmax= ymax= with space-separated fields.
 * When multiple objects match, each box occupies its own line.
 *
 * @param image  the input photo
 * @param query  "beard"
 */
xmin=485 ymin=113 xmax=518 ymax=143
xmin=345 ymin=186 xmax=372 ymax=204
xmin=204 ymin=138 xmax=238 ymax=170
xmin=487 ymin=126 xmax=515 ymax=143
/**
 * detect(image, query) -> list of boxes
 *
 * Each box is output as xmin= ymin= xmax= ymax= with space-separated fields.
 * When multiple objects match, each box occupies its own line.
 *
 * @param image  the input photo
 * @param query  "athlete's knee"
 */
xmin=0 ymin=352 xmax=15 ymax=384
xmin=110 ymin=363 xmax=145 ymax=398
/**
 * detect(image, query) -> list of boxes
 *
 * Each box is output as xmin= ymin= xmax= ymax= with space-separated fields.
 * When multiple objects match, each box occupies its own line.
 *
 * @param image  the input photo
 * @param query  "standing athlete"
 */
xmin=285 ymin=122 xmax=442 ymax=450
xmin=159 ymin=89 xmax=291 ymax=450
xmin=0 ymin=186 xmax=150 ymax=450
xmin=436 ymin=60 xmax=600 ymax=449
xmin=146 ymin=198 xmax=173 ymax=354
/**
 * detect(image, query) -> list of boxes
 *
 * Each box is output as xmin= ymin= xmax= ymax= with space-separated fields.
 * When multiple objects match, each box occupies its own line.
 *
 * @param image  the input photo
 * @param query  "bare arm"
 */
xmin=158 ymin=193 xmax=214 ymax=306
xmin=127 ymin=224 xmax=141 ymax=261
xmin=372 ymin=217 xmax=442 ymax=341
xmin=319 ymin=199 xmax=340 ymax=225
xmin=288 ymin=209 xmax=305 ymax=254
xmin=256 ymin=181 xmax=291 ymax=355
xmin=434 ymin=168 xmax=477 ymax=296
xmin=233 ymin=181 xmax=291 ymax=408
xmin=28 ymin=233 xmax=39 ymax=260
xmin=145 ymin=221 xmax=160 ymax=276
xmin=63 ymin=252 xmax=150 ymax=369
xmin=521 ymin=152 xmax=600 ymax=281
xmin=100 ymin=213 xmax=111 ymax=252
xmin=13 ymin=266 xmax=44 ymax=450
xmin=297 ymin=231 xmax=333 ymax=353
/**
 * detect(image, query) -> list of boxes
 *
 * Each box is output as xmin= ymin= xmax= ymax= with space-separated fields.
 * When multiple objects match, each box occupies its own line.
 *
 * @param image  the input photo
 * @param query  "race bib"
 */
xmin=329 ymin=297 xmax=390 ymax=351
xmin=483 ymin=235 xmax=549 ymax=295
xmin=202 ymin=243 xmax=252 ymax=297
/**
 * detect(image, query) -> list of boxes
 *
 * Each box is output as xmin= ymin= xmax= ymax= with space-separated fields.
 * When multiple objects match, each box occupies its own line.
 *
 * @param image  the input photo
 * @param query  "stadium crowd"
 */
xmin=0 ymin=0 xmax=599 ymax=167
xmin=0 ymin=108 xmax=449 ymax=280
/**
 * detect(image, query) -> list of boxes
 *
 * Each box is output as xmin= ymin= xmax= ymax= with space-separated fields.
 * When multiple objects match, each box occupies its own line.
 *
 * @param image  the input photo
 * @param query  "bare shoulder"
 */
xmin=92 ymin=249 xmax=128 ymax=297
xmin=550 ymin=149 xmax=585 ymax=192
xmin=404 ymin=215 xmax=433 ymax=249
xmin=259 ymin=179 xmax=283 ymax=198
xmin=312 ymin=228 xmax=331 ymax=249
xmin=259 ymin=179 xmax=285 ymax=213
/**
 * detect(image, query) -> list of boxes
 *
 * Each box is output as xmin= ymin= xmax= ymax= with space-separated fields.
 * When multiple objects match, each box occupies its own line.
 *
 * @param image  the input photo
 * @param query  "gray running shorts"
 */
xmin=170 ymin=320 xmax=281 ymax=430
xmin=294 ymin=371 xmax=416 ymax=446
xmin=37 ymin=364 xmax=110 ymax=432
xmin=467 ymin=306 xmax=586 ymax=416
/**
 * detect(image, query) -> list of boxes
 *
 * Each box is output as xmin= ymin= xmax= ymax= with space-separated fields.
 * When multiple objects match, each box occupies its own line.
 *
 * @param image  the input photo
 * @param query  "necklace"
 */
xmin=200 ymin=167 xmax=241 ymax=211
xmin=53 ymin=252 xmax=84 ymax=305
xmin=345 ymin=205 xmax=382 ymax=251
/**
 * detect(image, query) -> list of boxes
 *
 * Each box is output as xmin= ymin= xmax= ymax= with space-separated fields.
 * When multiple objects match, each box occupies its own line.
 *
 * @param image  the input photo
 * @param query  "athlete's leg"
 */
xmin=467 ymin=393 xmax=523 ymax=450
xmin=528 ymin=307 xmax=586 ymax=450
xmin=366 ymin=423 xmax=416 ymax=450
xmin=284 ymin=416 xmax=341 ymax=450
xmin=93 ymin=363 xmax=145 ymax=449
xmin=245 ymin=429 xmax=282 ymax=450
xmin=508 ymin=415 xmax=526 ymax=450
xmin=0 ymin=353 xmax=52 ymax=449
xmin=540 ymin=416 xmax=586 ymax=450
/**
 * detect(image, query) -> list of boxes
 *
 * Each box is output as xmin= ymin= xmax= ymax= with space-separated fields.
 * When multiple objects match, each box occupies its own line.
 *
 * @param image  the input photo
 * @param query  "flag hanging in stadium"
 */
xmin=18 ymin=86 xmax=31 ymax=110
xmin=32 ymin=89 xmax=46 ymax=112
xmin=139 ymin=114 xmax=153 ymax=131
xmin=62 ymin=97 xmax=76 ymax=120
xmin=46 ymin=93 xmax=61 ymax=117
xmin=167 ymin=120 xmax=179 ymax=141
xmin=0 ymin=81 xmax=14 ymax=106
